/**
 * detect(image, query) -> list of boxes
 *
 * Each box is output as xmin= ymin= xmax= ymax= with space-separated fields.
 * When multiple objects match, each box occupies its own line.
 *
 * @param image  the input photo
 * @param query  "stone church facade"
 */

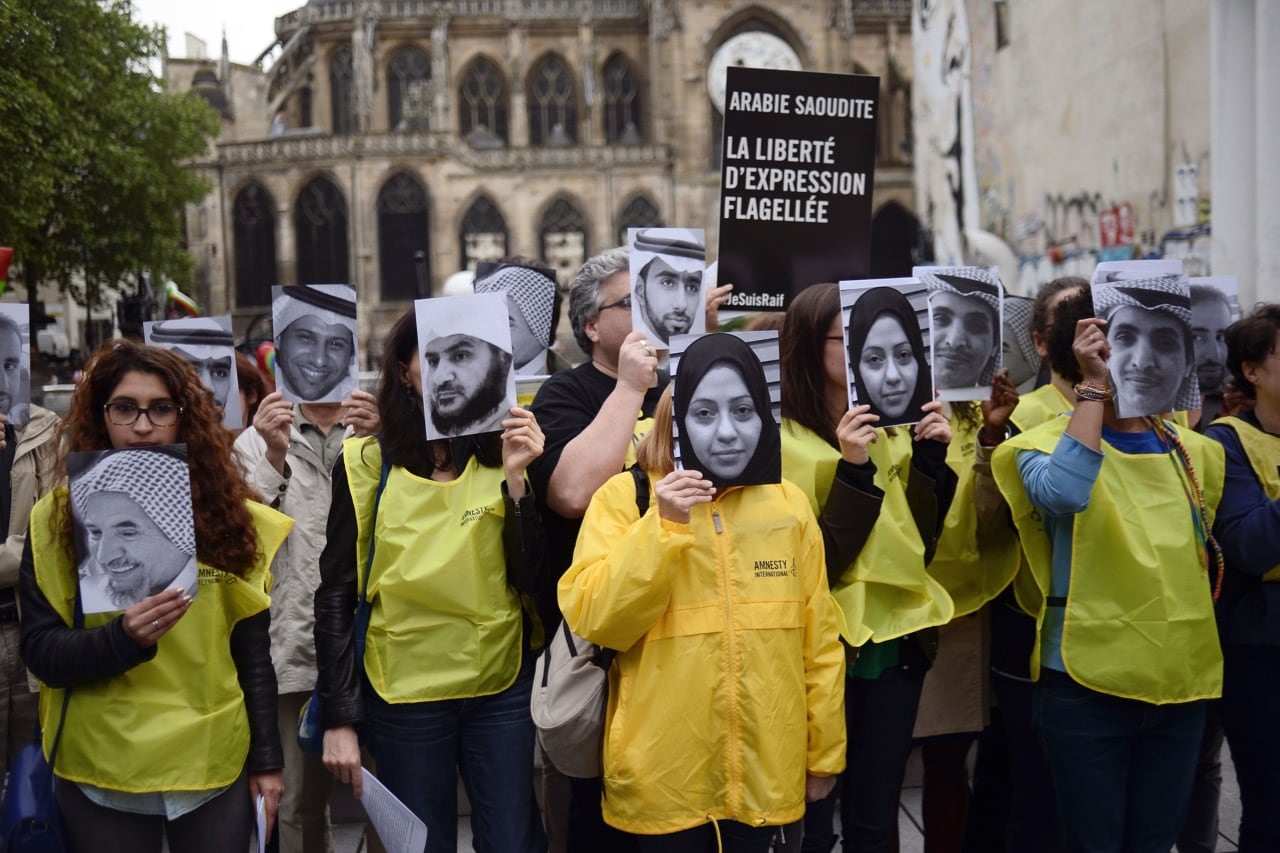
xmin=167 ymin=0 xmax=913 ymax=352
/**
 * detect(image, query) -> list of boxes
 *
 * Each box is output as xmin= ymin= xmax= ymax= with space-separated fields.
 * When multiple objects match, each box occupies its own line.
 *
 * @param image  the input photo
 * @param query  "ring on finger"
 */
xmin=151 ymin=619 xmax=160 ymax=631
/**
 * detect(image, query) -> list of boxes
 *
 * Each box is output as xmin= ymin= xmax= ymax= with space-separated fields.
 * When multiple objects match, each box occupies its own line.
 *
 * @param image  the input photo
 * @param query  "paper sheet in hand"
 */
xmin=361 ymin=768 xmax=428 ymax=853
xmin=255 ymin=794 xmax=267 ymax=853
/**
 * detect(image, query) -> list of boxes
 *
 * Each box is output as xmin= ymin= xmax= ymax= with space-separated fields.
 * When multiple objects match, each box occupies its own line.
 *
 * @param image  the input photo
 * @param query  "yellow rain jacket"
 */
xmin=32 ymin=495 xmax=291 ymax=792
xmin=1212 ymin=416 xmax=1280 ymax=579
xmin=930 ymin=415 xmax=1020 ymax=616
xmin=781 ymin=422 xmax=953 ymax=644
xmin=346 ymin=437 xmax=524 ymax=702
xmin=991 ymin=417 xmax=1225 ymax=703
xmin=559 ymin=472 xmax=846 ymax=836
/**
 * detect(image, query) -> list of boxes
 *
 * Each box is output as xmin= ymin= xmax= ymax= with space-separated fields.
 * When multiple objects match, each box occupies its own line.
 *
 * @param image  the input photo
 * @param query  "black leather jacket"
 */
xmin=313 ymin=453 xmax=544 ymax=730
xmin=18 ymin=538 xmax=284 ymax=775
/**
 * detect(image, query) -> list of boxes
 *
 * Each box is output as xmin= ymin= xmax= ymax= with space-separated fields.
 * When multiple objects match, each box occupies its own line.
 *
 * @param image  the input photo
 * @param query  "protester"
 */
xmin=0 ymin=402 xmax=58 ymax=772
xmin=779 ymin=283 xmax=956 ymax=853
xmin=529 ymin=246 xmax=664 ymax=853
xmin=560 ymin=345 xmax=846 ymax=850
xmin=314 ymin=309 xmax=547 ymax=853
xmin=19 ymin=341 xmax=292 ymax=852
xmin=1204 ymin=304 xmax=1280 ymax=852
xmin=991 ymin=316 xmax=1225 ymax=852
xmin=235 ymin=384 xmax=379 ymax=853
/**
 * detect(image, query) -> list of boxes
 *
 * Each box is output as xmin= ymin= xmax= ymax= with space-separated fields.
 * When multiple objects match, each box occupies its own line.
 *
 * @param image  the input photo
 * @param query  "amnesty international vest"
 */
xmin=929 ymin=415 xmax=1019 ymax=616
xmin=346 ymin=437 xmax=523 ymax=702
xmin=991 ymin=419 xmax=1225 ymax=703
xmin=32 ymin=494 xmax=291 ymax=792
xmin=1213 ymin=416 xmax=1280 ymax=579
xmin=781 ymin=421 xmax=953 ymax=645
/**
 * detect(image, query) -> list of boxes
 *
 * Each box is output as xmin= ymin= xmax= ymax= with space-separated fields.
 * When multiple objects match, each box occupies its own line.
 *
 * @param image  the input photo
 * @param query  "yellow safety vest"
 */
xmin=1009 ymin=383 xmax=1073 ymax=435
xmin=1212 ymin=416 xmax=1280 ymax=579
xmin=930 ymin=415 xmax=1019 ymax=616
xmin=991 ymin=418 xmax=1225 ymax=703
xmin=32 ymin=494 xmax=291 ymax=792
xmin=781 ymin=421 xmax=953 ymax=645
xmin=346 ymin=437 xmax=523 ymax=702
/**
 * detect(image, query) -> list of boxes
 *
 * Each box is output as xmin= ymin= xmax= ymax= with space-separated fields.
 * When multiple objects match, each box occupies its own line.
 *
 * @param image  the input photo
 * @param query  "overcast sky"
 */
xmin=133 ymin=0 xmax=303 ymax=66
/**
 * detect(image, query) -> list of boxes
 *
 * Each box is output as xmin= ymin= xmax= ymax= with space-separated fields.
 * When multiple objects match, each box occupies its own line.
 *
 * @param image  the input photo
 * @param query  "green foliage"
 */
xmin=0 ymin=0 xmax=219 ymax=307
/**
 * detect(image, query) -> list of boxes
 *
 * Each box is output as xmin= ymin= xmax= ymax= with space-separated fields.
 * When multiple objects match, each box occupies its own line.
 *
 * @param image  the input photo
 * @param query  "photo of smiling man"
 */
xmin=0 ymin=303 xmax=31 ymax=425
xmin=271 ymin=283 xmax=359 ymax=403
xmin=1092 ymin=273 xmax=1201 ymax=419
xmin=415 ymin=292 xmax=517 ymax=440
xmin=628 ymin=227 xmax=706 ymax=349
xmin=69 ymin=446 xmax=197 ymax=615
xmin=144 ymin=315 xmax=242 ymax=428
xmin=915 ymin=265 xmax=1004 ymax=402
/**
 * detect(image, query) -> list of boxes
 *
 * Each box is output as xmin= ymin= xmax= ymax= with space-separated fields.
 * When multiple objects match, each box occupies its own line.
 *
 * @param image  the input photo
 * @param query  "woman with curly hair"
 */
xmin=19 ymin=340 xmax=293 ymax=852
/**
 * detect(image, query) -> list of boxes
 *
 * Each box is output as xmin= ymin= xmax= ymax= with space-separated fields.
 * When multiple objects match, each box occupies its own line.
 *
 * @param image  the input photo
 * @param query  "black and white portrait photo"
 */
xmin=1091 ymin=273 xmax=1200 ymax=419
xmin=840 ymin=278 xmax=933 ymax=428
xmin=669 ymin=332 xmax=781 ymax=490
xmin=415 ymin=292 xmax=517 ymax=440
xmin=144 ymin=315 xmax=241 ymax=428
xmin=473 ymin=261 xmax=559 ymax=377
xmin=271 ymin=284 xmax=359 ymax=404
xmin=629 ymin=227 xmax=706 ymax=349
xmin=1002 ymin=295 xmax=1041 ymax=393
xmin=1188 ymin=276 xmax=1241 ymax=397
xmin=0 ymin=303 xmax=31 ymax=425
xmin=915 ymin=265 xmax=1004 ymax=401
xmin=69 ymin=446 xmax=197 ymax=615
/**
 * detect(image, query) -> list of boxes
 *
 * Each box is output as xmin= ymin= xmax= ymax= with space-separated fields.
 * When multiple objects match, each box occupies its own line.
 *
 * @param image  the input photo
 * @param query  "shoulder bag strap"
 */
xmin=354 ymin=442 xmax=392 ymax=661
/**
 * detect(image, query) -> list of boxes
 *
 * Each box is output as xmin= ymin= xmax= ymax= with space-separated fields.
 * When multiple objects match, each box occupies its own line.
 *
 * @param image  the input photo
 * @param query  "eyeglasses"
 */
xmin=103 ymin=402 xmax=183 ymax=427
xmin=599 ymin=295 xmax=632 ymax=312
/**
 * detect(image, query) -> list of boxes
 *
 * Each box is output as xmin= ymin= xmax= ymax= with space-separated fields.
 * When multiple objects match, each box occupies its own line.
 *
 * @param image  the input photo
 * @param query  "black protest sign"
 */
xmin=717 ymin=67 xmax=879 ymax=311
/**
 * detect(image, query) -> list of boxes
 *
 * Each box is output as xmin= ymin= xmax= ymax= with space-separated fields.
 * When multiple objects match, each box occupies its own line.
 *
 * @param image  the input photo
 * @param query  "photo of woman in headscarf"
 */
xmin=845 ymin=285 xmax=933 ymax=427
xmin=672 ymin=333 xmax=780 ymax=490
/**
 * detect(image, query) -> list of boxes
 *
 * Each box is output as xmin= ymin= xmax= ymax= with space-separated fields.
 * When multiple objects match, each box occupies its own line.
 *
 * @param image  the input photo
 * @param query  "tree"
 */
xmin=0 ymin=0 xmax=219 ymax=318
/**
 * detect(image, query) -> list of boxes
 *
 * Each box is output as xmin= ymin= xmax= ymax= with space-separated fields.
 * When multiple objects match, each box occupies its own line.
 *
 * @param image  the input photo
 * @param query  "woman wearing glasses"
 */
xmin=19 ymin=340 xmax=292 ymax=853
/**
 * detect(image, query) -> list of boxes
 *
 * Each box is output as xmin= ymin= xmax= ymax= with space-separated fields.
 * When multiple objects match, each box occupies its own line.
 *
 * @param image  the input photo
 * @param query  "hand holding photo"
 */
xmin=271 ymin=284 xmax=359 ymax=404
xmin=144 ymin=315 xmax=242 ymax=428
xmin=914 ymin=266 xmax=1004 ymax=401
xmin=1090 ymin=268 xmax=1199 ymax=419
xmin=414 ymin=293 xmax=517 ymax=440
xmin=629 ymin=227 xmax=706 ymax=349
xmin=473 ymin=261 xmax=559 ymax=377
xmin=0 ymin=303 xmax=31 ymax=425
xmin=669 ymin=332 xmax=780 ymax=490
xmin=69 ymin=446 xmax=197 ymax=615
xmin=839 ymin=279 xmax=932 ymax=427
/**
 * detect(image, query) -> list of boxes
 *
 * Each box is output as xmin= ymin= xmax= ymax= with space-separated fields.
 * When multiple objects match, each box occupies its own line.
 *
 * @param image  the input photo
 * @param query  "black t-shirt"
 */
xmin=529 ymin=361 xmax=668 ymax=628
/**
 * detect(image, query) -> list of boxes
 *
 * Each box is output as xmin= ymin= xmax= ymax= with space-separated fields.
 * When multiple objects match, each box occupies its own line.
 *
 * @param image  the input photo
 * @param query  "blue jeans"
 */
xmin=1034 ymin=669 xmax=1206 ymax=853
xmin=365 ymin=657 xmax=547 ymax=853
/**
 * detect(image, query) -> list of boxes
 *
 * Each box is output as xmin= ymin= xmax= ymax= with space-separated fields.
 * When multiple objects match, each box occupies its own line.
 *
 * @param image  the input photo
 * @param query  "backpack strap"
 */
xmin=629 ymin=464 xmax=650 ymax=517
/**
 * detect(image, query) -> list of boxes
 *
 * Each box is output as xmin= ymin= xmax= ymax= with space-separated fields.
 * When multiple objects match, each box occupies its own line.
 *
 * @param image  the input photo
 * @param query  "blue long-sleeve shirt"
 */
xmin=1015 ymin=427 xmax=1167 ymax=671
xmin=1204 ymin=411 xmax=1280 ymax=646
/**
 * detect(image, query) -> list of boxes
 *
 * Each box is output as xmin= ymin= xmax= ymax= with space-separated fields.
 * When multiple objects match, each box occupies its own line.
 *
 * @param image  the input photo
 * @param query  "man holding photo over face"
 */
xmin=629 ymin=228 xmax=706 ymax=349
xmin=145 ymin=316 xmax=241 ymax=428
xmin=1092 ymin=275 xmax=1200 ymax=419
xmin=70 ymin=448 xmax=197 ymax=615
xmin=272 ymin=284 xmax=359 ymax=404
xmin=416 ymin=293 xmax=517 ymax=440
xmin=916 ymin=266 xmax=1004 ymax=401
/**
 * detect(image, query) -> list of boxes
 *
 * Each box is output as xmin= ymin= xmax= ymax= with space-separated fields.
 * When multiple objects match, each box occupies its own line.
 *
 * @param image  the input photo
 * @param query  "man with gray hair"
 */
xmin=528 ymin=246 xmax=663 ymax=853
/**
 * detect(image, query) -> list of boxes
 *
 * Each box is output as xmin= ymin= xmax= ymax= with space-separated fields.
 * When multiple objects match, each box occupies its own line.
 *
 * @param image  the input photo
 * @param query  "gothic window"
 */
xmin=378 ymin=172 xmax=430 ymax=301
xmin=299 ymin=85 xmax=313 ymax=128
xmin=330 ymin=48 xmax=355 ymax=134
xmin=294 ymin=176 xmax=349 ymax=285
xmin=232 ymin=182 xmax=277 ymax=308
xmin=616 ymin=195 xmax=661 ymax=246
xmin=528 ymin=54 xmax=577 ymax=147
xmin=540 ymin=198 xmax=587 ymax=284
xmin=459 ymin=196 xmax=508 ymax=269
xmin=388 ymin=47 xmax=431 ymax=132
xmin=602 ymin=54 xmax=642 ymax=144
xmin=459 ymin=57 xmax=508 ymax=148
